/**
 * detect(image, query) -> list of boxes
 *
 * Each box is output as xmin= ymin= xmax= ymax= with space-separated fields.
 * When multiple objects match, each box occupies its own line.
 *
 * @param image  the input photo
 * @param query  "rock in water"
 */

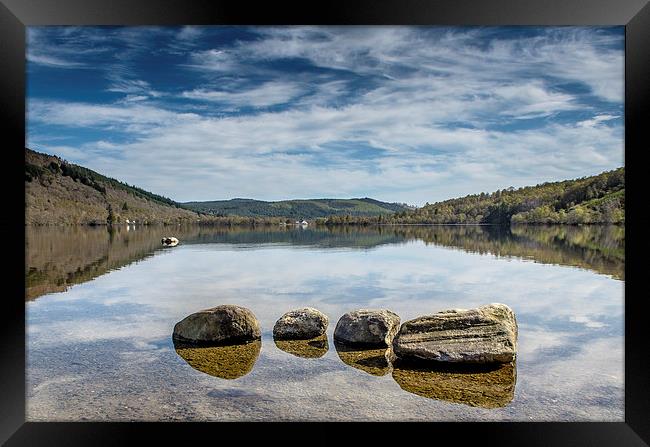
xmin=273 ymin=307 xmax=329 ymax=340
xmin=392 ymin=303 xmax=517 ymax=364
xmin=161 ymin=237 xmax=179 ymax=247
xmin=334 ymin=340 xmax=396 ymax=376
xmin=274 ymin=335 xmax=329 ymax=358
xmin=174 ymin=339 xmax=261 ymax=379
xmin=392 ymin=361 xmax=516 ymax=408
xmin=173 ymin=304 xmax=261 ymax=345
xmin=333 ymin=309 xmax=401 ymax=347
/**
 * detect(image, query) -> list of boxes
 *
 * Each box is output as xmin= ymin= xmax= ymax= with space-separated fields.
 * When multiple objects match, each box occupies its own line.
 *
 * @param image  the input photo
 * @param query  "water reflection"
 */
xmin=391 ymin=360 xmax=517 ymax=408
xmin=274 ymin=335 xmax=329 ymax=358
xmin=173 ymin=339 xmax=261 ymax=380
xmin=334 ymin=340 xmax=396 ymax=376
xmin=25 ymin=223 xmax=624 ymax=300
xmin=26 ymin=222 xmax=623 ymax=421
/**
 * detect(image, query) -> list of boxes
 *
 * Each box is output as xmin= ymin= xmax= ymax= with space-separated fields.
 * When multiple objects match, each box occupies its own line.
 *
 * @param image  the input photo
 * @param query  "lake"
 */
xmin=25 ymin=224 xmax=624 ymax=421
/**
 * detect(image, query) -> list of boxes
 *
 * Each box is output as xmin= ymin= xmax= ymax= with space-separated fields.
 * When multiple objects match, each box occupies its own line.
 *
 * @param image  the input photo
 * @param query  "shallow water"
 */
xmin=26 ymin=224 xmax=624 ymax=421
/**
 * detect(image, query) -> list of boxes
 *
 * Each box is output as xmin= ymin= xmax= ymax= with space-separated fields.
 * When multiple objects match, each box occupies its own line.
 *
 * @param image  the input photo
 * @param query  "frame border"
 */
xmin=1 ymin=0 xmax=648 ymax=445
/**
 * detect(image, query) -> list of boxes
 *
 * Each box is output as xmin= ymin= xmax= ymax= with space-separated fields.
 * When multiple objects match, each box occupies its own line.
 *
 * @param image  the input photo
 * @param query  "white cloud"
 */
xmin=27 ymin=53 xmax=86 ymax=68
xmin=27 ymin=92 xmax=623 ymax=204
xmin=181 ymin=81 xmax=304 ymax=108
xmin=121 ymin=95 xmax=149 ymax=102
xmin=577 ymin=114 xmax=619 ymax=128
xmin=187 ymin=26 xmax=623 ymax=105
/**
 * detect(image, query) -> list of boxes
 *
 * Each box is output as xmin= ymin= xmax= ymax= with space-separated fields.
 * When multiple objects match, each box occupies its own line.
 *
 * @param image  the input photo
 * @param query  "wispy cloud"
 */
xmin=27 ymin=53 xmax=86 ymax=68
xmin=181 ymin=81 xmax=304 ymax=108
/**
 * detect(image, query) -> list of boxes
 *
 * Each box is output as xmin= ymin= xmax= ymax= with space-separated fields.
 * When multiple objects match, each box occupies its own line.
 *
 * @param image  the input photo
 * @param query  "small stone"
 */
xmin=273 ymin=307 xmax=329 ymax=340
xmin=392 ymin=303 xmax=517 ymax=364
xmin=173 ymin=304 xmax=261 ymax=345
xmin=333 ymin=309 xmax=401 ymax=347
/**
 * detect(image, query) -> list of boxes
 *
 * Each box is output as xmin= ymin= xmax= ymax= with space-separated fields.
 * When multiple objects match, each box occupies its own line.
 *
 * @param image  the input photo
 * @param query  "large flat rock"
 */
xmin=392 ymin=303 xmax=517 ymax=364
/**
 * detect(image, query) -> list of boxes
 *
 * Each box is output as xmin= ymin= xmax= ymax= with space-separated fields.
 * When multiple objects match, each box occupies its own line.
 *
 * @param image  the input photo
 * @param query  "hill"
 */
xmin=25 ymin=147 xmax=201 ymax=225
xmin=182 ymin=197 xmax=413 ymax=219
xmin=323 ymin=167 xmax=624 ymax=225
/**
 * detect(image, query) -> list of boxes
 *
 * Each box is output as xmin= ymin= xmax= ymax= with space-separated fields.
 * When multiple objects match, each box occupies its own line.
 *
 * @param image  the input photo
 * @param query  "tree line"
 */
xmin=321 ymin=167 xmax=624 ymax=226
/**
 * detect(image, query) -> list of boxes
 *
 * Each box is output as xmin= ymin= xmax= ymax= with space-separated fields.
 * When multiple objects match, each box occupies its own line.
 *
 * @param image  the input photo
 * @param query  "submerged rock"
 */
xmin=334 ymin=340 xmax=396 ymax=376
xmin=174 ymin=339 xmax=261 ymax=379
xmin=392 ymin=360 xmax=516 ymax=408
xmin=274 ymin=335 xmax=329 ymax=358
xmin=173 ymin=304 xmax=261 ymax=345
xmin=392 ymin=303 xmax=517 ymax=364
xmin=273 ymin=307 xmax=329 ymax=340
xmin=333 ymin=309 xmax=401 ymax=347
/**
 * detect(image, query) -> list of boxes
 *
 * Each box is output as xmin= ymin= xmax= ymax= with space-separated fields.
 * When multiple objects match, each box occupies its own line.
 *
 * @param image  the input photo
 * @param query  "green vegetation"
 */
xmin=26 ymin=147 xmax=624 ymax=227
xmin=324 ymin=168 xmax=624 ymax=226
xmin=25 ymin=147 xmax=200 ymax=226
xmin=26 ymin=151 xmax=181 ymax=207
xmin=183 ymin=197 xmax=412 ymax=219
xmin=25 ymin=163 xmax=46 ymax=182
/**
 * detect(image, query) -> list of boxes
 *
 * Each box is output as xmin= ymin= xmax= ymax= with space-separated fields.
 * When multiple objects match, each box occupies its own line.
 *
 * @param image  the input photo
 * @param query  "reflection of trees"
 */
xmin=25 ymin=223 xmax=624 ymax=301
xmin=368 ymin=224 xmax=624 ymax=280
xmin=25 ymin=226 xmax=162 ymax=300
xmin=509 ymin=225 xmax=624 ymax=279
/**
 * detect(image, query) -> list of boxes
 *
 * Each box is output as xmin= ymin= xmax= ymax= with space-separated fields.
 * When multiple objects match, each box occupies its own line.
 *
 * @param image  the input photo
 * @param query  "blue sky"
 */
xmin=27 ymin=26 xmax=624 ymax=205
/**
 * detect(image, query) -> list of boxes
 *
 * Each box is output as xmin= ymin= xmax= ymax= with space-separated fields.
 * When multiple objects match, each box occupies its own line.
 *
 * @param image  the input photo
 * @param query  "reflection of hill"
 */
xmin=393 ymin=224 xmax=624 ymax=280
xmin=25 ymin=226 xmax=164 ymax=300
xmin=177 ymin=225 xmax=407 ymax=248
xmin=509 ymin=225 xmax=624 ymax=280
xmin=25 ymin=224 xmax=623 ymax=301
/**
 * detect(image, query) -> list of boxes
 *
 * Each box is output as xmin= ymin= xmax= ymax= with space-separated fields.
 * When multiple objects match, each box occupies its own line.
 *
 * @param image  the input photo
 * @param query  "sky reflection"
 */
xmin=26 ymin=226 xmax=623 ymax=421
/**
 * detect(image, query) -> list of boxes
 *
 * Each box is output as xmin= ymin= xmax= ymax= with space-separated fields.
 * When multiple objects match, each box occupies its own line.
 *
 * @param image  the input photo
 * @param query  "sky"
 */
xmin=26 ymin=26 xmax=624 ymax=206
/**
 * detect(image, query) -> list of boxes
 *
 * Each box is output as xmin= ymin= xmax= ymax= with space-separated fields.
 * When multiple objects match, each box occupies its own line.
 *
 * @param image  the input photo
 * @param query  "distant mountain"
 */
xmin=328 ymin=167 xmax=624 ymax=225
xmin=182 ymin=197 xmax=413 ymax=219
xmin=25 ymin=147 xmax=200 ymax=225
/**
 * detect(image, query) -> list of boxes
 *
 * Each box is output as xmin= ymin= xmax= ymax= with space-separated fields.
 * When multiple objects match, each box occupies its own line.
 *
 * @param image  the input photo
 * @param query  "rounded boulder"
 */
xmin=333 ymin=309 xmax=401 ymax=347
xmin=273 ymin=307 xmax=329 ymax=340
xmin=173 ymin=304 xmax=261 ymax=345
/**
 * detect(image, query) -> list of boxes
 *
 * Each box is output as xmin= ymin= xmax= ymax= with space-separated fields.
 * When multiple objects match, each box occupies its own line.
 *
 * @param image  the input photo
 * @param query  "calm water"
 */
xmin=26 ymin=224 xmax=624 ymax=421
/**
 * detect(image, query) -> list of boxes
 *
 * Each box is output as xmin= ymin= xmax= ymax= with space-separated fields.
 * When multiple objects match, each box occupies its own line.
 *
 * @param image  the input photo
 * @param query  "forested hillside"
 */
xmin=26 ymin=146 xmax=623 ymax=227
xmin=322 ymin=168 xmax=624 ymax=225
xmin=25 ymin=148 xmax=201 ymax=225
xmin=183 ymin=197 xmax=412 ymax=219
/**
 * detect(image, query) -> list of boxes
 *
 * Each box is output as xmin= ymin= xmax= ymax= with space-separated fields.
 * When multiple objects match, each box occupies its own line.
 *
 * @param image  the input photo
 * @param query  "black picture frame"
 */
xmin=1 ymin=0 xmax=648 ymax=444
